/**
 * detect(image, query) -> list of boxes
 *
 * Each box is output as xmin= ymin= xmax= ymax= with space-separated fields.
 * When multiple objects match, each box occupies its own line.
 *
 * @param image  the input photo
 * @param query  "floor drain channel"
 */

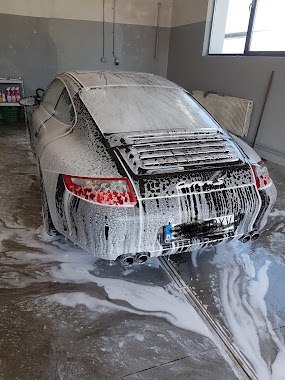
xmin=159 ymin=257 xmax=258 ymax=380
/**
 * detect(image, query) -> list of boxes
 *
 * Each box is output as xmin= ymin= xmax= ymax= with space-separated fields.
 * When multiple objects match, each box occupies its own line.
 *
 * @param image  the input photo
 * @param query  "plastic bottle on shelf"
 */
xmin=15 ymin=88 xmax=21 ymax=102
xmin=2 ymin=91 xmax=6 ymax=103
xmin=6 ymin=87 xmax=11 ymax=103
xmin=11 ymin=87 xmax=16 ymax=103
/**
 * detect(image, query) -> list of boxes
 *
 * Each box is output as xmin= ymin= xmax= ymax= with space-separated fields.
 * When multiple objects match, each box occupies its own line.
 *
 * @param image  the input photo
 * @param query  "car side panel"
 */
xmin=230 ymin=133 xmax=261 ymax=164
xmin=39 ymin=95 xmax=122 ymax=179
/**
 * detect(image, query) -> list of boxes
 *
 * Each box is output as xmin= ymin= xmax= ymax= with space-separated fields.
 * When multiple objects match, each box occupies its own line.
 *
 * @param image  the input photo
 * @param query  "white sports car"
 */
xmin=20 ymin=71 xmax=276 ymax=264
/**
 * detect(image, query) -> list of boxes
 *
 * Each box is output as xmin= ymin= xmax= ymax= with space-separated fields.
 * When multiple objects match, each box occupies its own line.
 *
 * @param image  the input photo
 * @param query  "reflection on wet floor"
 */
xmin=1 ymin=123 xmax=285 ymax=380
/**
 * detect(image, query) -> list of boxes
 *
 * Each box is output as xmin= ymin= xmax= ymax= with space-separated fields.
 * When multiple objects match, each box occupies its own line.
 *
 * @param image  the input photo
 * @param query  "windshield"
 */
xmin=79 ymin=86 xmax=220 ymax=134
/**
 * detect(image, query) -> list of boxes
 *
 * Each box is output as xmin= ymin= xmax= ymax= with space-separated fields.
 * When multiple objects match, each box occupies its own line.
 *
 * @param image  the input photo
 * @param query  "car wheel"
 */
xmin=26 ymin=115 xmax=36 ymax=155
xmin=40 ymin=177 xmax=59 ymax=237
xmin=27 ymin=127 xmax=36 ymax=155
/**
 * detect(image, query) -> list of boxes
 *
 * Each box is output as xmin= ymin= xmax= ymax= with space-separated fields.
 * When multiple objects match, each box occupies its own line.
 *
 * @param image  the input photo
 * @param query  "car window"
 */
xmin=41 ymin=79 xmax=65 ymax=115
xmin=80 ymin=86 xmax=221 ymax=134
xmin=53 ymin=88 xmax=75 ymax=126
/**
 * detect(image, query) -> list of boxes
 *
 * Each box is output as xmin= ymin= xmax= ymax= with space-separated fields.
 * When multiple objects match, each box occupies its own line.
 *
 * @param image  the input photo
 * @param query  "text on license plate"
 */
xmin=163 ymin=214 xmax=235 ymax=242
xmin=211 ymin=214 xmax=235 ymax=229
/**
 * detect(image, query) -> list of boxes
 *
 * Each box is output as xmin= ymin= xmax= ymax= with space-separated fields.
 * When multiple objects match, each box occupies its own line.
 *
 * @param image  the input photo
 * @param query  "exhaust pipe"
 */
xmin=239 ymin=235 xmax=251 ymax=243
xmin=136 ymin=253 xmax=149 ymax=264
xmin=119 ymin=255 xmax=134 ymax=267
xmin=239 ymin=232 xmax=260 ymax=243
xmin=119 ymin=253 xmax=150 ymax=267
xmin=251 ymin=232 xmax=260 ymax=241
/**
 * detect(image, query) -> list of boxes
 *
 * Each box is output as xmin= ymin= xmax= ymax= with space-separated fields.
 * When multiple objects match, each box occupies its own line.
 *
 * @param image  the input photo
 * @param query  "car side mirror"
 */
xmin=19 ymin=96 xmax=38 ymax=107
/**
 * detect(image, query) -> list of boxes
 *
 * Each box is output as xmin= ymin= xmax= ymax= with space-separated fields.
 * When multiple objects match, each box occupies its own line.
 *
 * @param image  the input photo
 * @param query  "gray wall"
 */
xmin=168 ymin=20 xmax=285 ymax=167
xmin=2 ymin=0 xmax=285 ymax=167
xmin=0 ymin=13 xmax=170 ymax=95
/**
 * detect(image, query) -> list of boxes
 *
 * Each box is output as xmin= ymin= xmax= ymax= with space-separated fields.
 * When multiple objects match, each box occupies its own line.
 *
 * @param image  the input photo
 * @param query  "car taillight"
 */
xmin=63 ymin=175 xmax=137 ymax=207
xmin=251 ymin=160 xmax=272 ymax=189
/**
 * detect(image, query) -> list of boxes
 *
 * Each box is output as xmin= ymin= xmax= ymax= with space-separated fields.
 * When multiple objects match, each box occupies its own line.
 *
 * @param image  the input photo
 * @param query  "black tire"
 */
xmin=40 ymin=176 xmax=59 ymax=237
xmin=27 ymin=127 xmax=36 ymax=155
xmin=26 ymin=114 xmax=36 ymax=155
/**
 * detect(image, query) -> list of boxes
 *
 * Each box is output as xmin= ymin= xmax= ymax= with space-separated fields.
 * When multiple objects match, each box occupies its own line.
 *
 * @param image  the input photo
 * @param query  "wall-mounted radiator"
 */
xmin=192 ymin=91 xmax=254 ymax=137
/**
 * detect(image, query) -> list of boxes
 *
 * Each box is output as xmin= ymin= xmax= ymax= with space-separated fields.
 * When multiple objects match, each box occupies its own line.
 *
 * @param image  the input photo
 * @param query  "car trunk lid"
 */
xmin=106 ymin=129 xmax=245 ymax=177
xmin=105 ymin=130 xmax=260 ymax=236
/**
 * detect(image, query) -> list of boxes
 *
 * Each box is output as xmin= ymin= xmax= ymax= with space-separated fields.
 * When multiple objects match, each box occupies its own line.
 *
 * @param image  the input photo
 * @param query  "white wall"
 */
xmin=0 ymin=0 xmax=173 ymax=27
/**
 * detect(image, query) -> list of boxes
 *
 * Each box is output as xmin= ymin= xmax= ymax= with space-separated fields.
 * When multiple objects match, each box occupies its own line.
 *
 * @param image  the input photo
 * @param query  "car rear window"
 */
xmin=79 ymin=86 xmax=220 ymax=134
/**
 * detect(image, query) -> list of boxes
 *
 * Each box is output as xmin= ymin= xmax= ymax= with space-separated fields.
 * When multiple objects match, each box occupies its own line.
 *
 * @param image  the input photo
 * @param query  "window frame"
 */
xmin=41 ymin=78 xmax=65 ymax=116
xmin=53 ymin=88 xmax=76 ymax=127
xmin=208 ymin=0 xmax=285 ymax=57
xmin=40 ymin=77 xmax=77 ymax=128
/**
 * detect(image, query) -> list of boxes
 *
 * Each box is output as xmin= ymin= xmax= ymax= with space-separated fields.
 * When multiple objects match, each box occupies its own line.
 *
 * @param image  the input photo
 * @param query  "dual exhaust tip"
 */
xmin=119 ymin=253 xmax=149 ymax=267
xmin=119 ymin=232 xmax=261 ymax=265
xmin=239 ymin=231 xmax=260 ymax=243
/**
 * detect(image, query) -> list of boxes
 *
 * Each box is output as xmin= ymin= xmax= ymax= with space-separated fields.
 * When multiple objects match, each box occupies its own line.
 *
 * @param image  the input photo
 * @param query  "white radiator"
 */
xmin=192 ymin=91 xmax=253 ymax=137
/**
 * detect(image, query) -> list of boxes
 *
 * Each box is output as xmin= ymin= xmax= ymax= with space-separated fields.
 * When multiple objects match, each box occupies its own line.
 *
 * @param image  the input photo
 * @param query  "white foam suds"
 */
xmin=212 ymin=243 xmax=285 ymax=380
xmin=0 ymin=219 xmax=211 ymax=340
xmin=269 ymin=209 xmax=285 ymax=217
xmin=191 ymin=249 xmax=200 ymax=268
xmin=47 ymin=260 xmax=211 ymax=339
xmin=269 ymin=232 xmax=285 ymax=249
xmin=2 ymin=213 xmax=285 ymax=379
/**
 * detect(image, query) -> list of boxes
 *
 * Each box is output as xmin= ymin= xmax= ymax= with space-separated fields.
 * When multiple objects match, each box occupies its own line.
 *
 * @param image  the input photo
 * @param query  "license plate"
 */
xmin=211 ymin=215 xmax=235 ymax=231
xmin=164 ymin=223 xmax=173 ymax=242
xmin=162 ymin=215 xmax=235 ymax=242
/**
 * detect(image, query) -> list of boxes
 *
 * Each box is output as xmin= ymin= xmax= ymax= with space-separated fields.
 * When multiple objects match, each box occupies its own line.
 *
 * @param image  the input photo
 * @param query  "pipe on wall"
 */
xmin=112 ymin=0 xmax=119 ymax=65
xmin=252 ymin=70 xmax=275 ymax=148
xmin=101 ymin=0 xmax=107 ymax=62
xmin=154 ymin=2 xmax=161 ymax=59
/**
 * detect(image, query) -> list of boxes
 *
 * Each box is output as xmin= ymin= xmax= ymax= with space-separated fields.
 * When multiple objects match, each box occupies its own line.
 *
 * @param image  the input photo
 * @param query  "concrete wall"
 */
xmin=168 ymin=0 xmax=285 ymax=167
xmin=0 ymin=0 xmax=172 ymax=94
xmin=3 ymin=0 xmax=285 ymax=166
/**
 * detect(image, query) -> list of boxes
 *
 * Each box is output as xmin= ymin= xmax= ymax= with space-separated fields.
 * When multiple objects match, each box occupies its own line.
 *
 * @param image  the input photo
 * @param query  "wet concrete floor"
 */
xmin=0 ymin=122 xmax=285 ymax=380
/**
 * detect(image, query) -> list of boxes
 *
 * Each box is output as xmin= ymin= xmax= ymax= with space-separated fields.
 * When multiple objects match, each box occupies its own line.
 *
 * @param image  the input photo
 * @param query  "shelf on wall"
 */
xmin=0 ymin=79 xmax=23 ymax=84
xmin=0 ymin=103 xmax=21 ymax=106
xmin=0 ymin=77 xmax=27 ymax=123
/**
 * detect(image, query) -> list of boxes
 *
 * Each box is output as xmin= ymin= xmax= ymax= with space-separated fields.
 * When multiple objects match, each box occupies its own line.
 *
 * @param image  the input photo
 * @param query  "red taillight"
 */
xmin=63 ymin=175 xmax=137 ymax=207
xmin=251 ymin=160 xmax=272 ymax=189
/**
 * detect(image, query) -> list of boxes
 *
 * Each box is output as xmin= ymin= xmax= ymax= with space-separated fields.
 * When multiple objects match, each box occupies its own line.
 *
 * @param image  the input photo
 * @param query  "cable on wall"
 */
xmin=112 ymin=0 xmax=119 ymax=65
xmin=252 ymin=70 xmax=275 ymax=148
xmin=154 ymin=2 xmax=162 ymax=59
xmin=101 ymin=0 xmax=107 ymax=62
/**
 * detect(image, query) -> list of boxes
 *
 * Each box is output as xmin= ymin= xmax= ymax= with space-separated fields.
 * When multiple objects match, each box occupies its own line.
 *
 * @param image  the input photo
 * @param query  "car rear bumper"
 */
xmin=58 ymin=181 xmax=276 ymax=260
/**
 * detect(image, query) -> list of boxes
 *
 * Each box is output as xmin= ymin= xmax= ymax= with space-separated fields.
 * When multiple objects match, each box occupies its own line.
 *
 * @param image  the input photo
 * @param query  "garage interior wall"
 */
xmin=0 ymin=0 xmax=172 ymax=94
xmin=168 ymin=0 xmax=285 ymax=167
xmin=2 ymin=0 xmax=285 ymax=167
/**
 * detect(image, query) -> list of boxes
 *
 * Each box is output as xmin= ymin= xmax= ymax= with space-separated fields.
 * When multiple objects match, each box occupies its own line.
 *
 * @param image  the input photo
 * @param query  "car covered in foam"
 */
xmin=21 ymin=71 xmax=277 ymax=263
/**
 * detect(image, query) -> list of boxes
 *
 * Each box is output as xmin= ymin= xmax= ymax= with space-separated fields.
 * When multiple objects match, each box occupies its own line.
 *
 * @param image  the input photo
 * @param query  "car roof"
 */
xmin=66 ymin=71 xmax=180 ymax=90
xmin=59 ymin=71 xmax=223 ymax=136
